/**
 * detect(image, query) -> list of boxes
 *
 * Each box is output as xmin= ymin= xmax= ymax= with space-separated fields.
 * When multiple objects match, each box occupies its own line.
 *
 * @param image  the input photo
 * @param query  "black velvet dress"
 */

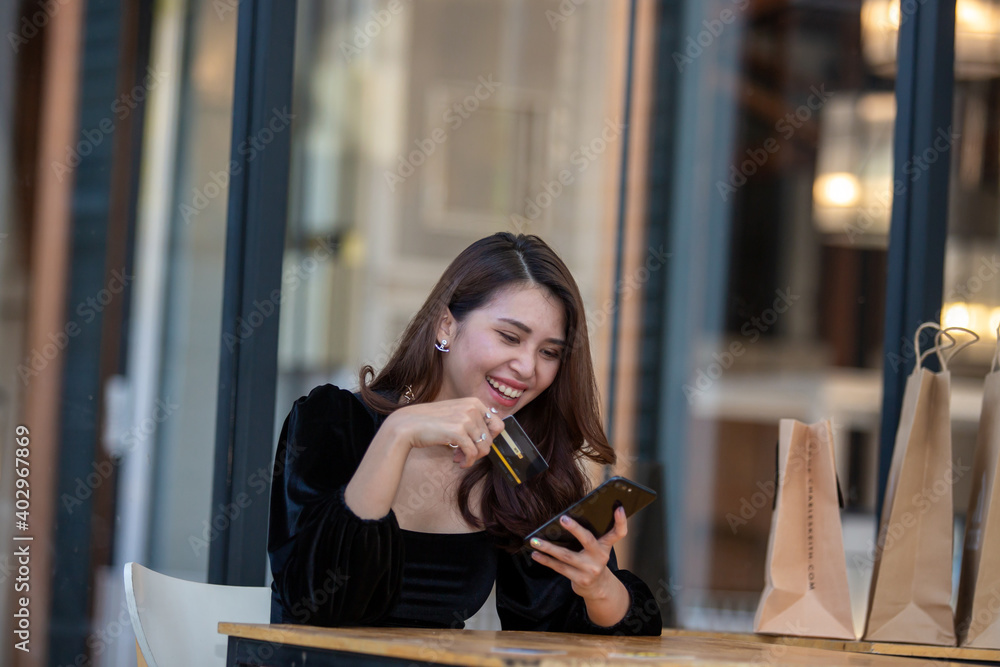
xmin=267 ymin=384 xmax=662 ymax=635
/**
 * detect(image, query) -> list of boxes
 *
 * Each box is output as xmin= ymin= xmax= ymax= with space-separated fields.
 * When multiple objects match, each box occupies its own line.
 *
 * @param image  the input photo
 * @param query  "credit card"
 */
xmin=488 ymin=415 xmax=548 ymax=486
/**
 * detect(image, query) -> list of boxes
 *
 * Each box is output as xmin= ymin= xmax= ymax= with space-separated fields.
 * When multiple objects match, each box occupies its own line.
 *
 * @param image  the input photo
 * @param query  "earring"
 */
xmin=402 ymin=385 xmax=415 ymax=404
xmin=435 ymin=339 xmax=450 ymax=353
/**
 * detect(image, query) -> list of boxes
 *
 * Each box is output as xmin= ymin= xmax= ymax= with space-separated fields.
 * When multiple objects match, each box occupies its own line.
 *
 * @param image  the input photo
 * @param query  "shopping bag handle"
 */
xmin=941 ymin=326 xmax=978 ymax=367
xmin=914 ymin=322 xmax=978 ymax=370
xmin=914 ymin=322 xmax=946 ymax=367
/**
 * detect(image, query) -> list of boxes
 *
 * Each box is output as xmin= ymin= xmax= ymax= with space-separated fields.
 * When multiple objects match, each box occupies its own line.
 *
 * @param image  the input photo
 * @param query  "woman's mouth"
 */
xmin=487 ymin=376 xmax=523 ymax=405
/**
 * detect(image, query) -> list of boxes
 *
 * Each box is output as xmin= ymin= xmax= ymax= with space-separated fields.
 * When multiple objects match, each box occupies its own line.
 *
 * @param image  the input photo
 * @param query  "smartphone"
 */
xmin=523 ymin=476 xmax=656 ymax=552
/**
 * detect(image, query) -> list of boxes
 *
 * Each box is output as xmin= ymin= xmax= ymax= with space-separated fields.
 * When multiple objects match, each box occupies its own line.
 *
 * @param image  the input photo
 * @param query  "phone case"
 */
xmin=524 ymin=476 xmax=656 ymax=552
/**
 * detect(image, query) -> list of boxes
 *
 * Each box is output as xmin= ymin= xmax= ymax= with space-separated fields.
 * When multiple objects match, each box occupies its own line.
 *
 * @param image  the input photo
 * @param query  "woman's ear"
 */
xmin=437 ymin=309 xmax=456 ymax=343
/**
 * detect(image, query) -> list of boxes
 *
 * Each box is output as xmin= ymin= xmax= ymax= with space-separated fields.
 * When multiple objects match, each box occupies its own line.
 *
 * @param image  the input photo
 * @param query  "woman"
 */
xmin=268 ymin=232 xmax=662 ymax=635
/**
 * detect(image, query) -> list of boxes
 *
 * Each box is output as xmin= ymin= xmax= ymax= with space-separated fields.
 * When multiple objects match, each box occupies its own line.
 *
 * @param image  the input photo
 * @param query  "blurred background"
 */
xmin=0 ymin=0 xmax=996 ymax=664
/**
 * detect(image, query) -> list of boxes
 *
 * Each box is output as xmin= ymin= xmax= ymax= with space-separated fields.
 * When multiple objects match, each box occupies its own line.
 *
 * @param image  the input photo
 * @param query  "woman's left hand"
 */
xmin=528 ymin=505 xmax=627 ymax=601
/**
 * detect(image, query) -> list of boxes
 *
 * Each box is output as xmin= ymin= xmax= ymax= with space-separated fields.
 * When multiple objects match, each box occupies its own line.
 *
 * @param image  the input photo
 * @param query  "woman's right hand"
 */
xmin=386 ymin=398 xmax=506 ymax=468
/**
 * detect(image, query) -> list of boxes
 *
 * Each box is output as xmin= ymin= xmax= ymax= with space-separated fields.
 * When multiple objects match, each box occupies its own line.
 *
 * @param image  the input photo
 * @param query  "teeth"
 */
xmin=487 ymin=376 xmax=523 ymax=399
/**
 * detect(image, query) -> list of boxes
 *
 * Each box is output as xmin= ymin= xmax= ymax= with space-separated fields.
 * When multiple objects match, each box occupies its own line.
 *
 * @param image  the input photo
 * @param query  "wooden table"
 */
xmin=661 ymin=629 xmax=1000 ymax=664
xmin=219 ymin=623 xmax=994 ymax=666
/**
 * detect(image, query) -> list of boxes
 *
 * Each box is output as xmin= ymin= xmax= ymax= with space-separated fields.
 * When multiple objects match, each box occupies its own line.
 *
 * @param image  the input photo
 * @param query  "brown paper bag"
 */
xmin=754 ymin=419 xmax=855 ymax=640
xmin=863 ymin=323 xmax=976 ymax=645
xmin=956 ymin=330 xmax=1000 ymax=648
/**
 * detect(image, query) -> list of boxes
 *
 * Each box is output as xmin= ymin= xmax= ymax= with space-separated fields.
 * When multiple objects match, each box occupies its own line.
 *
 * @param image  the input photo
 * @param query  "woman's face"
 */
xmin=435 ymin=284 xmax=567 ymax=416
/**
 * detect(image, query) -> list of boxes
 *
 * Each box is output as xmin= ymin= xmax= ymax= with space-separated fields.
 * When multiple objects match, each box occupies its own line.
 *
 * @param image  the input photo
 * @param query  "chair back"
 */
xmin=124 ymin=562 xmax=271 ymax=667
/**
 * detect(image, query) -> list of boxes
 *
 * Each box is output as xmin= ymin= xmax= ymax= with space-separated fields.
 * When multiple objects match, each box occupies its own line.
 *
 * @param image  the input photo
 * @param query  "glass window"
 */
xmin=270 ymin=0 xmax=987 ymax=637
xmin=140 ymin=0 xmax=237 ymax=580
xmin=656 ymin=0 xmax=897 ymax=633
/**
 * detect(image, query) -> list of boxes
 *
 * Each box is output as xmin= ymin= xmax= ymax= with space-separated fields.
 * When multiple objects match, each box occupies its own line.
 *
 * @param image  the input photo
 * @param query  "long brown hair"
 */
xmin=358 ymin=232 xmax=614 ymax=551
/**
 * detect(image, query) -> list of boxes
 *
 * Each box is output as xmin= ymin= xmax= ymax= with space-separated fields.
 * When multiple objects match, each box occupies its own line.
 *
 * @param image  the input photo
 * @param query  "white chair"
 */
xmin=124 ymin=562 xmax=271 ymax=667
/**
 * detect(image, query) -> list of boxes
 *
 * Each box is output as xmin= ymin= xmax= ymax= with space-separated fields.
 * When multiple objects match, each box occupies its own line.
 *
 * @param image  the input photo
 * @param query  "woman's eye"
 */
xmin=498 ymin=332 xmax=518 ymax=344
xmin=543 ymin=349 xmax=562 ymax=360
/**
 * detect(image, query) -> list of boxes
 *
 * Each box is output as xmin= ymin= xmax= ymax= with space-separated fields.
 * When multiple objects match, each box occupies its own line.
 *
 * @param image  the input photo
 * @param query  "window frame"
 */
xmin=209 ymin=0 xmax=298 ymax=586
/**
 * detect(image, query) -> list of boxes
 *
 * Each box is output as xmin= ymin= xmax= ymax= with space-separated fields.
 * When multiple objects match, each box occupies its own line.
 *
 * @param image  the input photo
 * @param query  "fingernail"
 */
xmin=491 ymin=407 xmax=498 ymax=413
xmin=560 ymin=515 xmax=571 ymax=525
xmin=530 ymin=538 xmax=541 ymax=547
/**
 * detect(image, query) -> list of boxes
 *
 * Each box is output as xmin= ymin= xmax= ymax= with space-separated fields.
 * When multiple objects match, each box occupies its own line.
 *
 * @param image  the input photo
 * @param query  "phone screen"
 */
xmin=524 ymin=476 xmax=656 ymax=552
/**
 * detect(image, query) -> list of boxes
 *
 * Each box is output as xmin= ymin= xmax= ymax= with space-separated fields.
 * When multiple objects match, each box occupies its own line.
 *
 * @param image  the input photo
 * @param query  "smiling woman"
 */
xmin=267 ymin=233 xmax=663 ymax=634
xmin=436 ymin=285 xmax=565 ymax=409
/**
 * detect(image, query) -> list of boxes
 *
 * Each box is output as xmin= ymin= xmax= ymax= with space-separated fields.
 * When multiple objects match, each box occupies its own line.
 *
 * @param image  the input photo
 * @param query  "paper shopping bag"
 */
xmin=863 ymin=323 xmax=976 ymax=645
xmin=754 ymin=419 xmax=855 ymax=640
xmin=956 ymin=331 xmax=1000 ymax=648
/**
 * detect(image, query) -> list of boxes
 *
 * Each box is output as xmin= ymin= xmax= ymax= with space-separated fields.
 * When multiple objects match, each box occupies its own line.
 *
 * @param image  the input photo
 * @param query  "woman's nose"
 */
xmin=509 ymin=348 xmax=535 ymax=379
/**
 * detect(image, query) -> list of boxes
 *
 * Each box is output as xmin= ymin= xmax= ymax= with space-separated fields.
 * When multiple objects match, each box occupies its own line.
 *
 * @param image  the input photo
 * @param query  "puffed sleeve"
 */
xmin=268 ymin=384 xmax=404 ymax=626
xmin=496 ymin=546 xmax=663 ymax=636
